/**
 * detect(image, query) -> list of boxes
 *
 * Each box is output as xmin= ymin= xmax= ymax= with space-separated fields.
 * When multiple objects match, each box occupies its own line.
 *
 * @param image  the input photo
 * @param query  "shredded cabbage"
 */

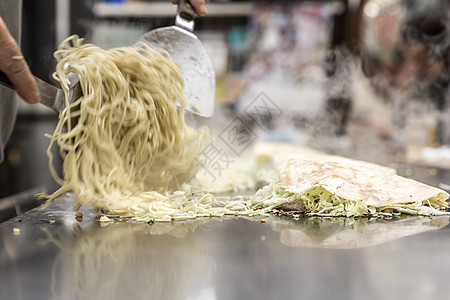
xmin=250 ymin=182 xmax=450 ymax=217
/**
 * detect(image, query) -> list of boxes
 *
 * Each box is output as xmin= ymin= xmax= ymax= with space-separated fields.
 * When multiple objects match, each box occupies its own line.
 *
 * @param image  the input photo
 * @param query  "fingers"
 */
xmin=0 ymin=17 xmax=39 ymax=104
xmin=191 ymin=0 xmax=208 ymax=16
xmin=171 ymin=0 xmax=208 ymax=17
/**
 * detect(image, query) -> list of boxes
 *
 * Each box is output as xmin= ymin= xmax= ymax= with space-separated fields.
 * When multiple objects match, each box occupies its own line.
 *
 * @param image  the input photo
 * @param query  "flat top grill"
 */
xmin=1 ymin=185 xmax=450 ymax=300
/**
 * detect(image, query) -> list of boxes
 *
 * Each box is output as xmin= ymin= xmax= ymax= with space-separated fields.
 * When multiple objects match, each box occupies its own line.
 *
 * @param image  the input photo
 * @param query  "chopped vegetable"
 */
xmin=250 ymin=182 xmax=450 ymax=218
xmin=99 ymin=215 xmax=111 ymax=223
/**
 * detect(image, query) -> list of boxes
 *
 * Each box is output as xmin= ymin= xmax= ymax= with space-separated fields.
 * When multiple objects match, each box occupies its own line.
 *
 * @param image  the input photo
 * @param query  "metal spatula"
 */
xmin=0 ymin=71 xmax=81 ymax=113
xmin=138 ymin=0 xmax=215 ymax=118
xmin=0 ymin=1 xmax=215 ymax=117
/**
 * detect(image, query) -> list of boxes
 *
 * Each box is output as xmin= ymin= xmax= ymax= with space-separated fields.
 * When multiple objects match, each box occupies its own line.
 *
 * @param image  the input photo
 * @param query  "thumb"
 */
xmin=0 ymin=17 xmax=39 ymax=104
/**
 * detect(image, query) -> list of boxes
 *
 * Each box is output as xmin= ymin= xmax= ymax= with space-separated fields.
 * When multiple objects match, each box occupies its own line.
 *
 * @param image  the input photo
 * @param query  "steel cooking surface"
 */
xmin=1 ymin=195 xmax=450 ymax=300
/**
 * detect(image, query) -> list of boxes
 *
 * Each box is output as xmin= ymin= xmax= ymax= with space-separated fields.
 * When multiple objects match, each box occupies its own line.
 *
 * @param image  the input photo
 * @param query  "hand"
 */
xmin=171 ymin=0 xmax=209 ymax=17
xmin=0 ymin=17 xmax=39 ymax=104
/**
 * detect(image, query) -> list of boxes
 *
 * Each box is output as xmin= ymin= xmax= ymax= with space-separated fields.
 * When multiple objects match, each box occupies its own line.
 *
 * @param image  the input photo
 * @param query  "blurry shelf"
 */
xmin=92 ymin=2 xmax=254 ymax=18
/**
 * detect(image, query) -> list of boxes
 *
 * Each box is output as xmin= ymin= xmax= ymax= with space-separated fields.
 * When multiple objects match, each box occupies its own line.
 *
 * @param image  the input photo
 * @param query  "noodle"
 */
xmin=46 ymin=36 xmax=257 ymax=221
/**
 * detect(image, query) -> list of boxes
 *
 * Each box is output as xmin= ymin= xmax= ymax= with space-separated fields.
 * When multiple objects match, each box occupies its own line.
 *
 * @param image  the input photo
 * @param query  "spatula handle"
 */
xmin=178 ymin=0 xmax=196 ymax=21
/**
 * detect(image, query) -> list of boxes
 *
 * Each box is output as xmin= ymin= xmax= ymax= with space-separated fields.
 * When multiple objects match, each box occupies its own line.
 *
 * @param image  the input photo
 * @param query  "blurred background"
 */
xmin=0 ymin=0 xmax=449 ymax=198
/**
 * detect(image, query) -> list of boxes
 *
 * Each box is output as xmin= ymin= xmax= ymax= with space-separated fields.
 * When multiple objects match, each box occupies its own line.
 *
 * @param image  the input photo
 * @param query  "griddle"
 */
xmin=1 ymin=182 xmax=450 ymax=299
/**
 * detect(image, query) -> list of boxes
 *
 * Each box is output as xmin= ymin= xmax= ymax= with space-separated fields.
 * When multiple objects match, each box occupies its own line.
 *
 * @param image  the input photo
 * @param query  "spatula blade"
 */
xmin=139 ymin=26 xmax=215 ymax=118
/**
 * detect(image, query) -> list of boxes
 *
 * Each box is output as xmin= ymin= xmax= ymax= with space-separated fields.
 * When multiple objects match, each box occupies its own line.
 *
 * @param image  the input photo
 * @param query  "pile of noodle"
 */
xmin=46 ymin=36 xmax=255 ymax=222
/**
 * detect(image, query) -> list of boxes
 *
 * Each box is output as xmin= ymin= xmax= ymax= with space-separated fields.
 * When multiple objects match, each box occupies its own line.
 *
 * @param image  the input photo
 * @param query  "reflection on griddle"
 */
xmin=39 ymin=219 xmax=218 ymax=300
xmin=268 ymin=216 xmax=449 ymax=249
